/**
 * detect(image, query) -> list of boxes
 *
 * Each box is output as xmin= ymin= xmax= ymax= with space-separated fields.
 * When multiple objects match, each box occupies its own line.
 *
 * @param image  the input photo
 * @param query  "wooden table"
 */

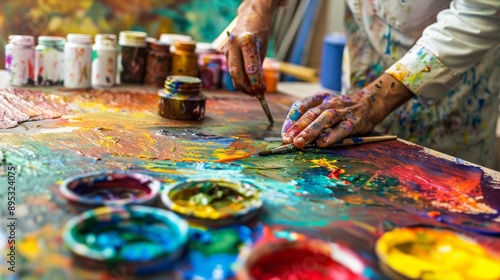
xmin=1 ymin=71 xmax=500 ymax=279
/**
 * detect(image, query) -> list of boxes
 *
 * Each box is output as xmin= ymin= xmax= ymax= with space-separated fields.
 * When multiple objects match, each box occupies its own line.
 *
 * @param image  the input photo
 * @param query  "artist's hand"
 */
xmin=226 ymin=0 xmax=281 ymax=97
xmin=282 ymin=74 xmax=415 ymax=149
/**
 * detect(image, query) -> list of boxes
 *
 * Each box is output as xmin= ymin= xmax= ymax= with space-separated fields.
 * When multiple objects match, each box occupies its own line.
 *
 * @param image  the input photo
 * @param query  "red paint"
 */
xmin=249 ymin=247 xmax=362 ymax=280
xmin=327 ymin=168 xmax=342 ymax=180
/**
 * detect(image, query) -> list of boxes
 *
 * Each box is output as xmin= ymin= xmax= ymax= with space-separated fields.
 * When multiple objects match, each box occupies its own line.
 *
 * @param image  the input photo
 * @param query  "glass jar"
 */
xmin=5 ymin=35 xmax=35 ymax=86
xmin=35 ymin=36 xmax=65 ymax=86
xmin=145 ymin=40 xmax=171 ymax=87
xmin=64 ymin=34 xmax=92 ymax=88
xmin=118 ymin=31 xmax=147 ymax=84
xmin=158 ymin=75 xmax=206 ymax=120
xmin=172 ymin=41 xmax=198 ymax=77
xmin=92 ymin=34 xmax=117 ymax=87
xmin=198 ymin=53 xmax=222 ymax=90
xmin=262 ymin=58 xmax=280 ymax=93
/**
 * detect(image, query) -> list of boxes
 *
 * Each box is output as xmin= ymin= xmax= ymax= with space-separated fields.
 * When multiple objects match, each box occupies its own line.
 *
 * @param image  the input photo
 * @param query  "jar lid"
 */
xmin=8 ymin=35 xmax=35 ymax=46
xmin=196 ymin=42 xmax=216 ymax=54
xmin=67 ymin=34 xmax=92 ymax=44
xmin=262 ymin=57 xmax=280 ymax=71
xmin=119 ymin=31 xmax=147 ymax=47
xmin=95 ymin=34 xmax=117 ymax=45
xmin=174 ymin=41 xmax=196 ymax=52
xmin=165 ymin=75 xmax=202 ymax=94
xmin=150 ymin=41 xmax=171 ymax=52
xmin=38 ymin=36 xmax=66 ymax=45
xmin=159 ymin=34 xmax=192 ymax=45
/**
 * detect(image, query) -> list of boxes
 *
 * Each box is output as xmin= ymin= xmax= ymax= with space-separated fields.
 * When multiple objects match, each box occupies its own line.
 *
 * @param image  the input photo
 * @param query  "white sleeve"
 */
xmin=386 ymin=0 xmax=500 ymax=106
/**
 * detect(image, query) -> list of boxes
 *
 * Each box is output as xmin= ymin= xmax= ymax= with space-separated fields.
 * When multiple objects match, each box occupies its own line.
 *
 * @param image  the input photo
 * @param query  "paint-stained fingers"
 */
xmin=239 ymin=32 xmax=265 ymax=96
xmin=226 ymin=34 xmax=252 ymax=95
xmin=282 ymin=106 xmax=324 ymax=144
xmin=315 ymin=119 xmax=356 ymax=148
xmin=292 ymin=109 xmax=343 ymax=149
xmin=281 ymin=91 xmax=333 ymax=138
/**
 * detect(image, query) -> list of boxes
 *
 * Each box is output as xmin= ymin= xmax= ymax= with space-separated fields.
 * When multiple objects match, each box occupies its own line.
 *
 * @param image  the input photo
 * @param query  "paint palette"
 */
xmin=161 ymin=177 xmax=262 ymax=227
xmin=59 ymin=171 xmax=161 ymax=207
xmin=375 ymin=227 xmax=500 ymax=279
xmin=236 ymin=239 xmax=366 ymax=280
xmin=62 ymin=206 xmax=189 ymax=274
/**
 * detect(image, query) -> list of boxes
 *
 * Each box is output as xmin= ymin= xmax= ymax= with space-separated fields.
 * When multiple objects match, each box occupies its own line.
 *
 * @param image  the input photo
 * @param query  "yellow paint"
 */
xmin=376 ymin=227 xmax=500 ymax=279
xmin=18 ymin=236 xmax=41 ymax=259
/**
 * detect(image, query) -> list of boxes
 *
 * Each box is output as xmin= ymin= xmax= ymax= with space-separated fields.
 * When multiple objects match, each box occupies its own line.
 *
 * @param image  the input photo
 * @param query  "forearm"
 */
xmin=237 ymin=0 xmax=281 ymax=24
xmin=363 ymin=73 xmax=414 ymax=124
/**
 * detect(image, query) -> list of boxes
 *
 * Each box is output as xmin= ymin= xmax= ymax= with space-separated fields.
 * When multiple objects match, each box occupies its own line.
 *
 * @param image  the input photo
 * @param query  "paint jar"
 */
xmin=64 ymin=34 xmax=92 ymax=89
xmin=35 ymin=36 xmax=65 ymax=86
xmin=376 ymin=227 xmax=500 ymax=280
xmin=172 ymin=41 xmax=198 ymax=77
xmin=161 ymin=177 xmax=263 ymax=227
xmin=262 ymin=58 xmax=280 ymax=93
xmin=5 ymin=35 xmax=35 ymax=86
xmin=159 ymin=33 xmax=192 ymax=52
xmin=237 ymin=239 xmax=366 ymax=280
xmin=158 ymin=75 xmax=206 ymax=120
xmin=118 ymin=31 xmax=148 ymax=84
xmin=320 ymin=33 xmax=346 ymax=92
xmin=145 ymin=40 xmax=171 ymax=87
xmin=59 ymin=171 xmax=161 ymax=208
xmin=198 ymin=53 xmax=222 ymax=90
xmin=91 ymin=34 xmax=117 ymax=88
xmin=62 ymin=205 xmax=189 ymax=274
xmin=196 ymin=42 xmax=217 ymax=54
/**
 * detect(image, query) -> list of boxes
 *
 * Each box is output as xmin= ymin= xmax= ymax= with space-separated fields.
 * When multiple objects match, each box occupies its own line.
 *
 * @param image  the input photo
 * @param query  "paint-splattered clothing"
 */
xmin=344 ymin=0 xmax=500 ymax=168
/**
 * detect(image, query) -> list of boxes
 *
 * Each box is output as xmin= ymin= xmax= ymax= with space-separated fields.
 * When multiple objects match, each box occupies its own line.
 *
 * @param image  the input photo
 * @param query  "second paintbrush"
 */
xmin=259 ymin=135 xmax=397 ymax=156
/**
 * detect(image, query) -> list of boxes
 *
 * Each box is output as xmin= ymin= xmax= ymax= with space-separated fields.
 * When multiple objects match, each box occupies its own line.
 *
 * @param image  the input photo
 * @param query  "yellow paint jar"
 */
xmin=172 ymin=41 xmax=198 ymax=77
xmin=376 ymin=227 xmax=500 ymax=280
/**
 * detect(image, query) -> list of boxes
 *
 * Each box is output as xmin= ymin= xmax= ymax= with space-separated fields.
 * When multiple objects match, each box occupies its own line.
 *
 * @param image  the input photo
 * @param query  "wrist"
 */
xmin=238 ymin=0 xmax=280 ymax=24
xmin=363 ymin=73 xmax=414 ymax=123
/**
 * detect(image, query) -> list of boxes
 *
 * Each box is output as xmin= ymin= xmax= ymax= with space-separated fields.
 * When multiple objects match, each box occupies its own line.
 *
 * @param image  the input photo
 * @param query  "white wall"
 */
xmin=306 ymin=0 xmax=345 ymax=69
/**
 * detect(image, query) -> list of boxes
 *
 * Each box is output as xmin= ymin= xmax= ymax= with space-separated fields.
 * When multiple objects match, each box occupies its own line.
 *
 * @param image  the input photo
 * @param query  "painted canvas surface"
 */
xmin=0 ymin=0 xmax=240 ymax=67
xmin=1 ymin=86 xmax=500 ymax=279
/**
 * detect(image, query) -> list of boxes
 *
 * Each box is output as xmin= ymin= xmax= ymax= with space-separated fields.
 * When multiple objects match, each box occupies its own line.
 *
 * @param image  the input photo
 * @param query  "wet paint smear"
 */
xmin=2 ymin=87 xmax=500 ymax=279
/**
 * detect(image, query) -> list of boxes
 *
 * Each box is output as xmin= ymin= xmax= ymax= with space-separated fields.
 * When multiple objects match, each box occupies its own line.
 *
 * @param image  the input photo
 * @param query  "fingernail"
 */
xmin=283 ymin=136 xmax=292 ymax=144
xmin=295 ymin=137 xmax=305 ymax=148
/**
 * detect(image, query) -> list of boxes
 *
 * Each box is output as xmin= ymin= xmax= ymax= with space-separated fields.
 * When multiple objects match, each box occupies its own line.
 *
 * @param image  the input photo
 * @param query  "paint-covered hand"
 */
xmin=226 ymin=0 xmax=281 ymax=97
xmin=281 ymin=74 xmax=415 ymax=149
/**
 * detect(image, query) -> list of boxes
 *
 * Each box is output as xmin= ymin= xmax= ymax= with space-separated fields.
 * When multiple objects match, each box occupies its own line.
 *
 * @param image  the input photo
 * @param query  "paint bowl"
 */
xmin=59 ymin=171 xmax=161 ymax=207
xmin=236 ymin=239 xmax=366 ymax=280
xmin=375 ymin=227 xmax=500 ymax=279
xmin=62 ymin=206 xmax=189 ymax=274
xmin=161 ymin=177 xmax=262 ymax=227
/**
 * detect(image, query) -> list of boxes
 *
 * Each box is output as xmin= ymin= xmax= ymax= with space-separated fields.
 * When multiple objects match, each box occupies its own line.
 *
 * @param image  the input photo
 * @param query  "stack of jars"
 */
xmin=4 ymin=32 xmax=279 ymax=92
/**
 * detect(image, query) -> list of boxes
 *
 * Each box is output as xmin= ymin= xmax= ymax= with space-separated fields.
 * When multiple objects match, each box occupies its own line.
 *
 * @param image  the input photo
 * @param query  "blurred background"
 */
xmin=0 ymin=0 xmax=344 ymax=70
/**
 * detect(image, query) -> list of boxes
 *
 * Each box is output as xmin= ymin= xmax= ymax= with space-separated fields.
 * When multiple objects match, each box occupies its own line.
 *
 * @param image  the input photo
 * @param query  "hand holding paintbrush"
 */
xmin=214 ymin=2 xmax=278 ymax=125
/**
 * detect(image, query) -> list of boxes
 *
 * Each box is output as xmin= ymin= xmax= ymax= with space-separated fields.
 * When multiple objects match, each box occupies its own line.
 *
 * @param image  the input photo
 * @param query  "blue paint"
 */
xmin=383 ymin=26 xmax=392 ymax=55
xmin=289 ymin=110 xmax=302 ymax=121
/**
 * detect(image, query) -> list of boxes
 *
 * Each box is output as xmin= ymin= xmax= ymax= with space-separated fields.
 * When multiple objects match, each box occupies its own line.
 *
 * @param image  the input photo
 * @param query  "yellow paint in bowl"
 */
xmin=376 ymin=227 xmax=500 ymax=280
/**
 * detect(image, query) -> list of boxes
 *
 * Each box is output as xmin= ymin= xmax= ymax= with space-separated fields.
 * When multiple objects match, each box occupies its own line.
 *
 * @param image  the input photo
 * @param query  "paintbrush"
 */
xmin=258 ymin=135 xmax=397 ymax=156
xmin=213 ymin=16 xmax=275 ymax=125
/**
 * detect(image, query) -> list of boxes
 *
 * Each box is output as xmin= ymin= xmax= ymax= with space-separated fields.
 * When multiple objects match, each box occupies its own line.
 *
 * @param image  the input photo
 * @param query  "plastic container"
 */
xmin=262 ymin=58 xmax=280 ymax=93
xmin=172 ymin=41 xmax=198 ymax=77
xmin=5 ymin=35 xmax=35 ymax=86
xmin=320 ymin=33 xmax=346 ymax=92
xmin=159 ymin=33 xmax=192 ymax=52
xmin=145 ymin=40 xmax=171 ymax=87
xmin=64 ymin=34 xmax=92 ymax=88
xmin=35 ymin=36 xmax=65 ymax=86
xmin=198 ymin=53 xmax=222 ymax=90
xmin=119 ymin=31 xmax=147 ymax=84
xmin=91 ymin=34 xmax=117 ymax=87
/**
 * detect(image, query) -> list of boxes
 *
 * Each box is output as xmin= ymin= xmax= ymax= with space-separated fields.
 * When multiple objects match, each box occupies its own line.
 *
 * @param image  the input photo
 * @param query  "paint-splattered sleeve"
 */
xmin=386 ymin=0 xmax=500 ymax=107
